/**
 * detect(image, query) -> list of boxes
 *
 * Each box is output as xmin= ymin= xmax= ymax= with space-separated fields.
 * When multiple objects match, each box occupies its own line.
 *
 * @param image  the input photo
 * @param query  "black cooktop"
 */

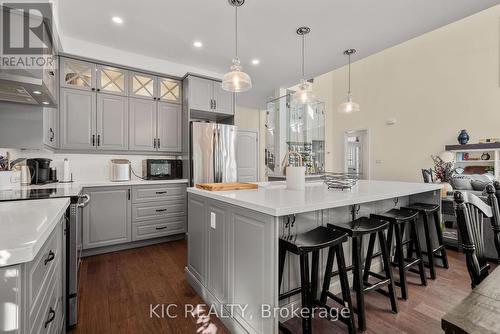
xmin=0 ymin=187 xmax=78 ymax=202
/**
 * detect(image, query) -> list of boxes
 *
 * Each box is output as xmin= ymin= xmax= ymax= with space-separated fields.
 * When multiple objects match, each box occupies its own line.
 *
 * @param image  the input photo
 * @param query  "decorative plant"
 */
xmin=431 ymin=155 xmax=455 ymax=183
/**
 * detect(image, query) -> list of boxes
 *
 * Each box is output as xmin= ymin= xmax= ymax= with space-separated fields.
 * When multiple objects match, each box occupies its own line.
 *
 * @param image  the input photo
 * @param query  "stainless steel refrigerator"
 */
xmin=191 ymin=122 xmax=238 ymax=185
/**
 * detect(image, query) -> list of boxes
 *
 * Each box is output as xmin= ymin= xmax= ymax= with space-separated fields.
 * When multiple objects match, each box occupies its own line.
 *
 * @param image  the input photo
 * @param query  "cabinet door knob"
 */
xmin=97 ymin=88 xmax=101 ymax=92
xmin=91 ymin=88 xmax=96 ymax=91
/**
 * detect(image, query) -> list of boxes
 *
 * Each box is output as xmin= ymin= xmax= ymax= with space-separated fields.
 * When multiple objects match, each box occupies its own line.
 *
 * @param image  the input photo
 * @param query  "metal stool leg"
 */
xmin=379 ymin=230 xmax=398 ymax=313
xmin=299 ymin=254 xmax=312 ymax=334
xmin=320 ymin=247 xmax=335 ymax=305
xmin=411 ymin=218 xmax=428 ymax=286
xmin=422 ymin=212 xmax=436 ymax=279
xmin=336 ymin=244 xmax=356 ymax=334
xmin=394 ymin=223 xmax=408 ymax=300
xmin=433 ymin=210 xmax=449 ymax=269
xmin=352 ymin=237 xmax=366 ymax=331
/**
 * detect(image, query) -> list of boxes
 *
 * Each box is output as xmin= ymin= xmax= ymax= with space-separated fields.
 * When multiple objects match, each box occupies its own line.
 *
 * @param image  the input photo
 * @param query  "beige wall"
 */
xmin=311 ymin=4 xmax=500 ymax=182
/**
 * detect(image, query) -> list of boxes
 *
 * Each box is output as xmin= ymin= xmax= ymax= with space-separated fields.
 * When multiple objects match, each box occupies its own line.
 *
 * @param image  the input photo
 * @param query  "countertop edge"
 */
xmin=0 ymin=198 xmax=70 ymax=267
xmin=187 ymin=182 xmax=443 ymax=216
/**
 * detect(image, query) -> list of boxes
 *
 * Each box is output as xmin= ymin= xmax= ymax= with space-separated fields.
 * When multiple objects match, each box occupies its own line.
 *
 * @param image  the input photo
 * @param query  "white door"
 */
xmin=345 ymin=129 xmax=369 ymax=179
xmin=236 ymin=130 xmax=259 ymax=182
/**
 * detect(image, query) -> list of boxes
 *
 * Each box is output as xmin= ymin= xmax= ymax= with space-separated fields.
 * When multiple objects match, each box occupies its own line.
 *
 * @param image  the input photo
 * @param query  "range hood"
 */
xmin=0 ymin=5 xmax=58 ymax=107
xmin=0 ymin=69 xmax=57 ymax=106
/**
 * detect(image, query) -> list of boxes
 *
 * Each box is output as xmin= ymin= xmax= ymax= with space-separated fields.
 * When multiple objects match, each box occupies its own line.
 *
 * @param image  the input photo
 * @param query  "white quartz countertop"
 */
xmin=0 ymin=198 xmax=70 ymax=267
xmin=187 ymin=180 xmax=443 ymax=216
xmin=18 ymin=179 xmax=187 ymax=197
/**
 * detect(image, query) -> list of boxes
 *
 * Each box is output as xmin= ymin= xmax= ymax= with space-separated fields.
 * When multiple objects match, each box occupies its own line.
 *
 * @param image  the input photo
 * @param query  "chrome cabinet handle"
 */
xmin=44 ymin=307 xmax=55 ymax=328
xmin=77 ymin=194 xmax=91 ymax=208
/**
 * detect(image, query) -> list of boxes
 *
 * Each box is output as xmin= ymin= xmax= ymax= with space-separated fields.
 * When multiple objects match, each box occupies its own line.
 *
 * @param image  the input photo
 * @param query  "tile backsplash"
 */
xmin=0 ymin=148 xmax=181 ymax=182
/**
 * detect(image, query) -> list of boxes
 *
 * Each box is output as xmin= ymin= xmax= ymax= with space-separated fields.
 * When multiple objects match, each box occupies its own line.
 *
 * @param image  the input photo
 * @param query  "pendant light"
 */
xmin=292 ymin=26 xmax=315 ymax=104
xmin=338 ymin=49 xmax=360 ymax=114
xmin=222 ymin=0 xmax=252 ymax=93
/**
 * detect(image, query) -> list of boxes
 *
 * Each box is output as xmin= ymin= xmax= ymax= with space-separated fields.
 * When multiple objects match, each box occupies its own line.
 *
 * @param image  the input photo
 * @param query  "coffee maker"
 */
xmin=26 ymin=158 xmax=54 ymax=184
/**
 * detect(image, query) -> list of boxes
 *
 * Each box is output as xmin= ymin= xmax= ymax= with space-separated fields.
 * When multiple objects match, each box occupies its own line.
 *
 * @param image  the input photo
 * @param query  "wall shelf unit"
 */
xmin=445 ymin=143 xmax=500 ymax=179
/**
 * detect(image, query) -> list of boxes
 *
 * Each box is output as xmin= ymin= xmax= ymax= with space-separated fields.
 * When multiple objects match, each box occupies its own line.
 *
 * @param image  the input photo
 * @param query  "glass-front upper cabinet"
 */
xmin=129 ymin=72 xmax=156 ymax=100
xmin=97 ymin=65 xmax=128 ymax=96
xmin=60 ymin=58 xmax=96 ymax=91
xmin=158 ymin=77 xmax=181 ymax=104
xmin=266 ymin=93 xmax=325 ymax=176
xmin=287 ymin=100 xmax=325 ymax=174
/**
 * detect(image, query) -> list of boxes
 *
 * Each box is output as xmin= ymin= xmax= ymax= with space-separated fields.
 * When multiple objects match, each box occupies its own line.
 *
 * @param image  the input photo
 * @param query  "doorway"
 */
xmin=344 ymin=129 xmax=370 ymax=179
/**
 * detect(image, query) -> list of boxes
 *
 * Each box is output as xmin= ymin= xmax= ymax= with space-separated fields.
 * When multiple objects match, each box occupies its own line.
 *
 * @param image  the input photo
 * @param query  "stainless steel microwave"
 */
xmin=142 ymin=159 xmax=183 ymax=180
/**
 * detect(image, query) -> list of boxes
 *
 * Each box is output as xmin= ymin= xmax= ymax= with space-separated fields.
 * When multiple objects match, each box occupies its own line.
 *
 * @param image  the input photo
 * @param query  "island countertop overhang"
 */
xmin=187 ymin=180 xmax=443 ymax=216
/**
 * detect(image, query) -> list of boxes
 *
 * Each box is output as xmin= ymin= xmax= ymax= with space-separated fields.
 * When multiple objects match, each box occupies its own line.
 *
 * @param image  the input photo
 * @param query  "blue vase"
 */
xmin=457 ymin=129 xmax=469 ymax=145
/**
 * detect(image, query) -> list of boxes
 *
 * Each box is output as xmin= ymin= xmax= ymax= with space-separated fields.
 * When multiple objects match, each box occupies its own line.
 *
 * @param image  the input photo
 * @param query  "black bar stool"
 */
xmin=401 ymin=203 xmax=449 ymax=279
xmin=325 ymin=217 xmax=398 ymax=331
xmin=370 ymin=209 xmax=427 ymax=300
xmin=279 ymin=226 xmax=355 ymax=334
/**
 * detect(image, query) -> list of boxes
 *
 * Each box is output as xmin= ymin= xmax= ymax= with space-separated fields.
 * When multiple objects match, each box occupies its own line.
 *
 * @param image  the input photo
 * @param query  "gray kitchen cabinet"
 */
xmin=60 ymin=58 xmax=96 ymax=91
xmin=157 ymin=102 xmax=182 ymax=152
xmin=43 ymin=107 xmax=58 ymax=149
xmin=0 ymin=217 xmax=65 ymax=334
xmin=207 ymin=203 xmax=228 ymax=304
xmin=186 ymin=75 xmax=234 ymax=115
xmin=213 ymin=81 xmax=234 ymax=115
xmin=96 ymin=93 xmax=129 ymax=150
xmin=129 ymin=71 xmax=157 ymax=100
xmin=60 ymin=88 xmax=96 ymax=150
xmin=187 ymin=196 xmax=207 ymax=284
xmin=129 ymin=97 xmax=157 ymax=151
xmin=96 ymin=65 xmax=128 ymax=96
xmin=129 ymin=98 xmax=182 ymax=153
xmin=188 ymin=76 xmax=213 ymax=112
xmin=82 ymin=186 xmax=132 ymax=249
xmin=158 ymin=77 xmax=182 ymax=104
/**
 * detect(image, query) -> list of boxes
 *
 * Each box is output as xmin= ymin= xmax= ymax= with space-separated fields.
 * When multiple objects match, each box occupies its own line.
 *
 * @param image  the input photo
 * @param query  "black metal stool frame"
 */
xmin=278 ymin=226 xmax=356 ymax=334
xmin=372 ymin=209 xmax=427 ymax=300
xmin=401 ymin=203 xmax=449 ymax=279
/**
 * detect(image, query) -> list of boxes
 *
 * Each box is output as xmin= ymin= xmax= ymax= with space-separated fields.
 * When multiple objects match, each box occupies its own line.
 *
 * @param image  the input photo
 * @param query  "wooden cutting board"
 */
xmin=196 ymin=182 xmax=258 ymax=191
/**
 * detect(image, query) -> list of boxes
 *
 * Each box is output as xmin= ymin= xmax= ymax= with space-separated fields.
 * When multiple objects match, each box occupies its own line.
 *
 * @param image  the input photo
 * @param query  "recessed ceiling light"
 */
xmin=193 ymin=41 xmax=203 ymax=48
xmin=112 ymin=16 xmax=123 ymax=24
xmin=32 ymin=90 xmax=42 ymax=95
xmin=251 ymin=59 xmax=260 ymax=65
xmin=42 ymin=101 xmax=50 ymax=105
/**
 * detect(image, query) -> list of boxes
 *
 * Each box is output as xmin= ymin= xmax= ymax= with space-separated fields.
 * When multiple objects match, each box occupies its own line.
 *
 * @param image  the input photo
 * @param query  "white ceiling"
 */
xmin=58 ymin=0 xmax=500 ymax=108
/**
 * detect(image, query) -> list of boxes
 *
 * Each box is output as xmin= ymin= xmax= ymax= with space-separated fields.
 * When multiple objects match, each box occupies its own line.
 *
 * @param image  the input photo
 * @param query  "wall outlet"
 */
xmin=210 ymin=212 xmax=216 ymax=229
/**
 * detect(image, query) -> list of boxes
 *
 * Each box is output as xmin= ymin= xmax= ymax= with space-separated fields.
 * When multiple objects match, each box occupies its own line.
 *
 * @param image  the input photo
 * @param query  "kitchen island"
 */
xmin=186 ymin=180 xmax=442 ymax=334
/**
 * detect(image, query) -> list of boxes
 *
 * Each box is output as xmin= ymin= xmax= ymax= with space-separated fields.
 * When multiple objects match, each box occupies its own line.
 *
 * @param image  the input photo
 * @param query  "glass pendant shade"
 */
xmin=222 ymin=58 xmax=252 ymax=92
xmin=338 ymin=93 xmax=360 ymax=114
xmin=293 ymin=79 xmax=315 ymax=104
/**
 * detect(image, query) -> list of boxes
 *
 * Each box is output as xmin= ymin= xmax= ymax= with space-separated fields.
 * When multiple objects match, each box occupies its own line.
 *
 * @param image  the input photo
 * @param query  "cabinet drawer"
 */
xmin=27 ymin=220 xmax=62 ymax=314
xmin=30 ymin=263 xmax=60 ymax=334
xmin=132 ymin=184 xmax=186 ymax=203
xmin=132 ymin=217 xmax=186 ymax=241
xmin=132 ymin=201 xmax=186 ymax=222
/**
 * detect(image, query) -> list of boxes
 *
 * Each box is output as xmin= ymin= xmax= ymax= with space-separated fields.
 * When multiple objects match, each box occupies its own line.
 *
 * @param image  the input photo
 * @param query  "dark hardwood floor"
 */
xmin=71 ymin=241 xmax=481 ymax=334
